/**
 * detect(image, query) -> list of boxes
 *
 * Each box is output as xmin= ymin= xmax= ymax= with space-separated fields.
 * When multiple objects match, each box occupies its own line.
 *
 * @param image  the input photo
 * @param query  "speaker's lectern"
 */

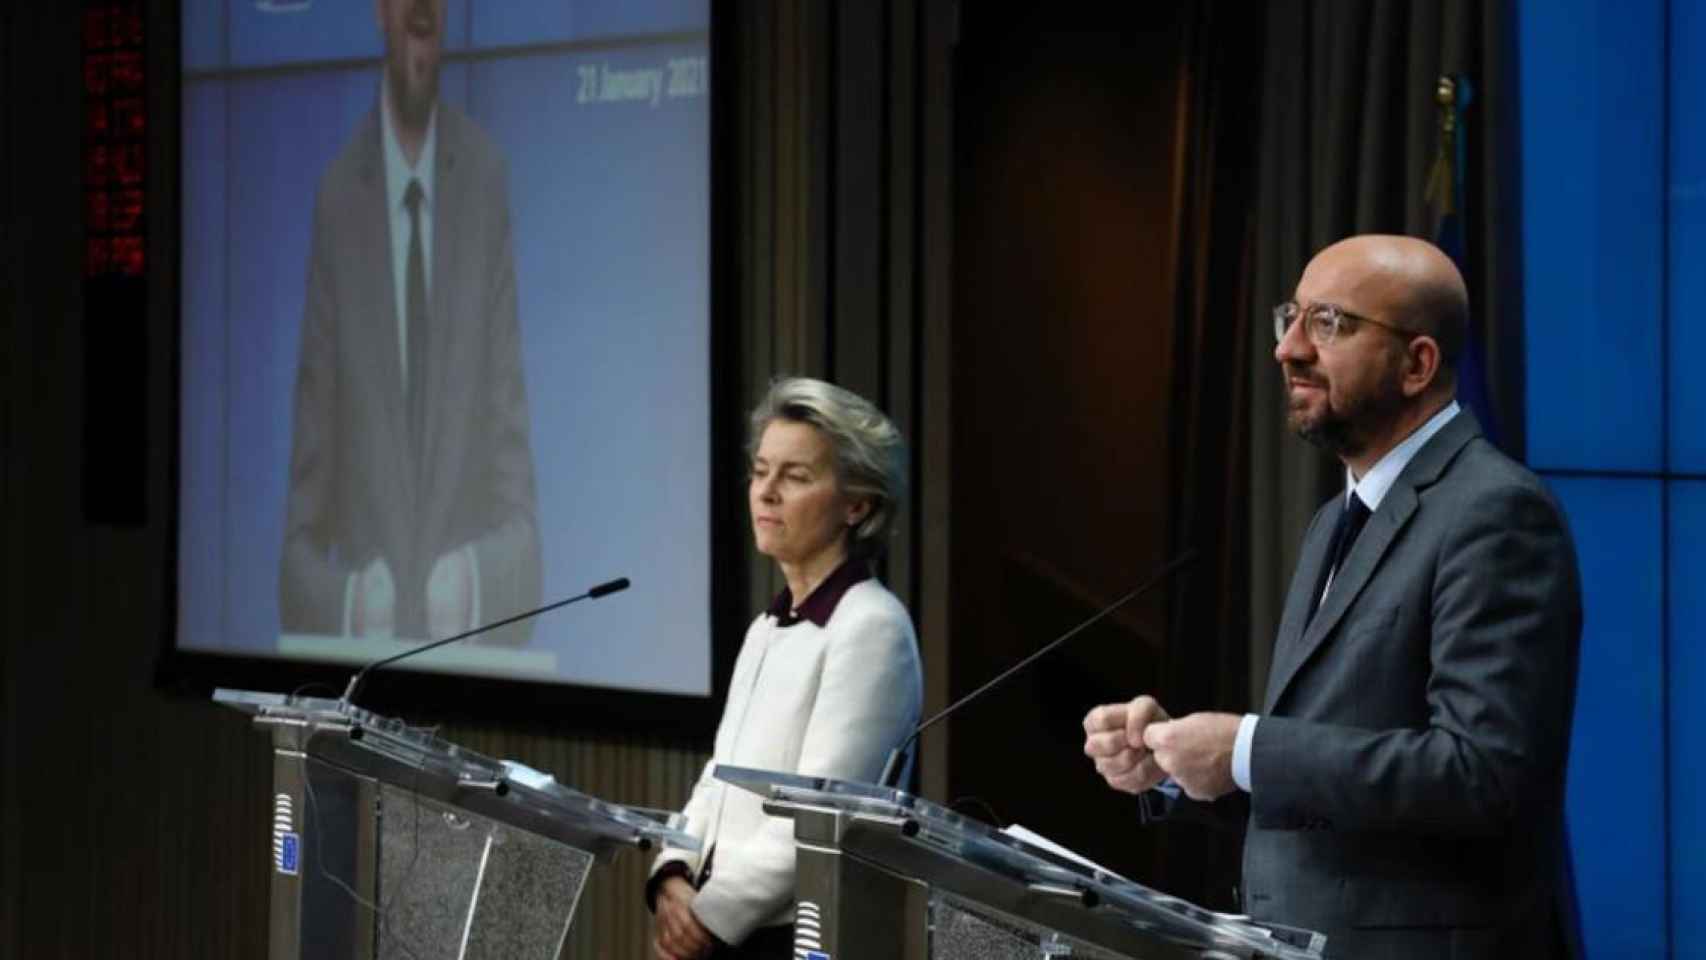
xmin=217 ymin=689 xmax=697 ymax=960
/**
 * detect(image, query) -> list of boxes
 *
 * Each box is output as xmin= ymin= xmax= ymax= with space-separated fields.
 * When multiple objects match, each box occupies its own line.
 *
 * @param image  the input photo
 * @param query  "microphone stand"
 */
xmin=338 ymin=576 xmax=631 ymax=708
xmin=876 ymin=551 xmax=1197 ymax=788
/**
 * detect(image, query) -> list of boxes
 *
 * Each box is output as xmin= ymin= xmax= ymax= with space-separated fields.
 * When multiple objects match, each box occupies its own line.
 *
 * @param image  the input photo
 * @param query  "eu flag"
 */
xmin=1426 ymin=75 xmax=1502 ymax=449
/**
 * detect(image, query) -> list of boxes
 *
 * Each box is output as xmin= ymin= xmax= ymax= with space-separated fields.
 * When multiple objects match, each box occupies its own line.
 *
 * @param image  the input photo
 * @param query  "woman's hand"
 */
xmin=653 ymin=875 xmax=716 ymax=960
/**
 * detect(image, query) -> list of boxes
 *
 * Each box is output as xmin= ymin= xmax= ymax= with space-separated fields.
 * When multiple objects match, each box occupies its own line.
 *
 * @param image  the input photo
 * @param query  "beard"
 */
xmin=1284 ymin=362 xmax=1406 ymax=459
xmin=387 ymin=53 xmax=438 ymax=131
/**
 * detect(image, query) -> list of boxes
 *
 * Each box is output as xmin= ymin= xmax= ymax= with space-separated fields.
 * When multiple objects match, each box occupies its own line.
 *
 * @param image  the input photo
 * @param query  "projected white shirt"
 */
xmin=379 ymin=76 xmax=438 ymax=391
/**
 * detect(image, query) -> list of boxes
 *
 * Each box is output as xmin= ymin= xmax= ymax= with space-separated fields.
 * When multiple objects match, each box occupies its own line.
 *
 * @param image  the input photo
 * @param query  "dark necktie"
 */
xmin=403 ymin=178 xmax=427 ymax=467
xmin=1307 ymin=492 xmax=1371 ymax=624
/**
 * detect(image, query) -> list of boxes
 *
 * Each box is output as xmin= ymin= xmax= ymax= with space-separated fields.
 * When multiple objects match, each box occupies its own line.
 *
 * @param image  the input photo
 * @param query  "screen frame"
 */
xmin=152 ymin=1 xmax=747 ymax=741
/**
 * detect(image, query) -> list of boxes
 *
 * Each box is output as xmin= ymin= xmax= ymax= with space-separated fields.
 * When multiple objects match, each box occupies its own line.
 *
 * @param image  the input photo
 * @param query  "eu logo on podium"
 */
xmin=276 ymin=833 xmax=300 ymax=875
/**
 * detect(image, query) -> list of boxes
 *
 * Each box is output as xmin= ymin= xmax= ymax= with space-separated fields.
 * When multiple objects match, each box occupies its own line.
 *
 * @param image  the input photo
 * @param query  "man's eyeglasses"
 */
xmin=1273 ymin=300 xmax=1416 ymax=347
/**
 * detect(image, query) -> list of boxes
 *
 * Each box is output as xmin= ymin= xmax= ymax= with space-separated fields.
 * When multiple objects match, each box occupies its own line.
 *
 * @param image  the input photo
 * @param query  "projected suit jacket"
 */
xmin=279 ymin=102 xmax=541 ymax=646
xmin=1241 ymin=411 xmax=1581 ymax=959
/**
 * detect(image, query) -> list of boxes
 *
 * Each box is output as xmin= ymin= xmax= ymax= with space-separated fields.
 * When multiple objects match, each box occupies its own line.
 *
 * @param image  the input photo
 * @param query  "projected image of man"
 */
xmin=280 ymin=0 xmax=542 ymax=646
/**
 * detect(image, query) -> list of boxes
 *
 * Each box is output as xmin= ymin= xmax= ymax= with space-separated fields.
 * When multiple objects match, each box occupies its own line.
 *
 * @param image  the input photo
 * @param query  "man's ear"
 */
xmin=1401 ymin=335 xmax=1442 ymax=398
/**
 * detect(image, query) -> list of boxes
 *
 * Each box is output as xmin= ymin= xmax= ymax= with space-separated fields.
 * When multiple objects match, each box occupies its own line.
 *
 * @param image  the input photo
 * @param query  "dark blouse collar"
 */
xmin=765 ymin=557 xmax=873 ymax=628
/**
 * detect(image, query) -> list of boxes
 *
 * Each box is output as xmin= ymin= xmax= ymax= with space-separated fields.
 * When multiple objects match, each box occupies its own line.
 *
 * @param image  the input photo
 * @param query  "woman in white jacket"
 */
xmin=646 ymin=377 xmax=923 ymax=960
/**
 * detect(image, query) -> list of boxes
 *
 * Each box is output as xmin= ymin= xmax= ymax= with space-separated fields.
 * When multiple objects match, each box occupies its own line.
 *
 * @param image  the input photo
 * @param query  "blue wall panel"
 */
xmin=182 ymin=0 xmax=224 ymax=72
xmin=1671 ymin=481 xmax=1706 ymax=956
xmin=189 ymin=1 xmax=710 ymax=71
xmin=1549 ymin=477 xmax=1666 ymax=958
xmin=178 ymin=78 xmax=228 ymax=651
xmin=228 ymin=1 xmax=471 ymax=69
xmin=470 ymin=0 xmax=706 ymax=49
xmin=1671 ymin=0 xmax=1706 ymax=474
xmin=1521 ymin=0 xmax=1665 ymax=473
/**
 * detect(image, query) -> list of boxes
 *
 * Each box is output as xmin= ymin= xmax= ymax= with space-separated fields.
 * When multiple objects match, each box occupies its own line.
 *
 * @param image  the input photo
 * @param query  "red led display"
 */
xmin=82 ymin=2 xmax=145 ymax=278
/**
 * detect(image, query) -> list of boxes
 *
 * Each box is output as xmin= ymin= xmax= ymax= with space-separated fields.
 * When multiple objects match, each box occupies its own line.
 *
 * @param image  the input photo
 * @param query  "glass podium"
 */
xmin=216 ymin=689 xmax=698 ymax=960
xmin=715 ymin=765 xmax=1327 ymax=960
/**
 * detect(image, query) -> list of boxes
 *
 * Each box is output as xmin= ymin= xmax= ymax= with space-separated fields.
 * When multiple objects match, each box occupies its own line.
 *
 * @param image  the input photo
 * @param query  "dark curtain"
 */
xmin=1162 ymin=0 xmax=1266 ymax=909
xmin=1244 ymin=0 xmax=1518 ymax=692
xmin=1164 ymin=0 xmax=1520 ymax=908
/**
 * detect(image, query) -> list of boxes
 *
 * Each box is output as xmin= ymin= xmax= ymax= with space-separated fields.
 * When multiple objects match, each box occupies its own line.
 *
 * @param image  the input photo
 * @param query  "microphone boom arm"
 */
xmin=877 ymin=550 xmax=1196 ymax=788
xmin=338 ymin=576 xmax=631 ymax=706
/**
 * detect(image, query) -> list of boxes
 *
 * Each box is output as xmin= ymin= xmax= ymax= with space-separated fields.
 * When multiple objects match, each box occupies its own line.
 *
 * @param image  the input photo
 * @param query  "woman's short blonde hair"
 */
xmin=748 ymin=376 xmax=908 ymax=556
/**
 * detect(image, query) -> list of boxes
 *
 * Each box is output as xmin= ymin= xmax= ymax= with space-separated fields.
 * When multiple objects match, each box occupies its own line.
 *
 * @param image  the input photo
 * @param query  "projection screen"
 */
xmin=176 ymin=0 xmax=712 ymax=698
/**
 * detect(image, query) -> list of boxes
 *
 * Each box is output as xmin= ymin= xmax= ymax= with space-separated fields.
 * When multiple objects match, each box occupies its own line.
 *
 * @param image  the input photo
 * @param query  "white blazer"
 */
xmin=651 ymin=574 xmax=923 ymax=944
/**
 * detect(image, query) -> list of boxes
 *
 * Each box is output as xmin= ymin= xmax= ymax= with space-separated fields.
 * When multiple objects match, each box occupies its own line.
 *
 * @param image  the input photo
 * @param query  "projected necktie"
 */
xmin=404 ymin=178 xmax=427 ymax=468
xmin=1307 ymin=492 xmax=1371 ymax=624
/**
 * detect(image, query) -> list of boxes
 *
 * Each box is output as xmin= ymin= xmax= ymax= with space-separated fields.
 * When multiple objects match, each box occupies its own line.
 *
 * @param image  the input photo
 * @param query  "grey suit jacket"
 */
xmin=279 ymin=102 xmax=541 ymax=644
xmin=1242 ymin=411 xmax=1581 ymax=959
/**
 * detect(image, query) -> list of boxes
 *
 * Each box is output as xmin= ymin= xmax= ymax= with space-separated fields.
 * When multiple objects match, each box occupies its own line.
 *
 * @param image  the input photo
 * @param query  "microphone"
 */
xmin=876 ymin=550 xmax=1197 ymax=788
xmin=338 ymin=576 xmax=631 ymax=707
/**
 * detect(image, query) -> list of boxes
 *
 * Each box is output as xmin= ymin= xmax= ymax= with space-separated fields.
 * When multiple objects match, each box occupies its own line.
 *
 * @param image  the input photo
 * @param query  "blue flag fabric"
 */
xmin=1429 ymin=76 xmax=1503 ymax=449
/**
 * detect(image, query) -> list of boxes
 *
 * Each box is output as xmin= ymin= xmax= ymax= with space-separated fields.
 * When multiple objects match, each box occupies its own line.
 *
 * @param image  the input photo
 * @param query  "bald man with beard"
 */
xmin=1085 ymin=236 xmax=1582 ymax=958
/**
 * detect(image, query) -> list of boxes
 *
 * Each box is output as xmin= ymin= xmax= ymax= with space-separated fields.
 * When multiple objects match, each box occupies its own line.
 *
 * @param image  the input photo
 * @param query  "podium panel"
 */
xmin=373 ymin=785 xmax=595 ymax=959
xmin=717 ymin=764 xmax=1326 ymax=960
xmin=931 ymin=892 xmax=1128 ymax=960
xmin=218 ymin=689 xmax=694 ymax=960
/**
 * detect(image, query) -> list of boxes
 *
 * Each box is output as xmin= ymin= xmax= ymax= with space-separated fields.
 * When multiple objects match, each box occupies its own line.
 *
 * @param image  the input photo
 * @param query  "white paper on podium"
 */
xmin=1003 ymin=823 xmax=1267 ymax=927
xmin=500 ymin=760 xmax=558 ymax=790
xmin=1000 ymin=823 xmax=1129 ymax=883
